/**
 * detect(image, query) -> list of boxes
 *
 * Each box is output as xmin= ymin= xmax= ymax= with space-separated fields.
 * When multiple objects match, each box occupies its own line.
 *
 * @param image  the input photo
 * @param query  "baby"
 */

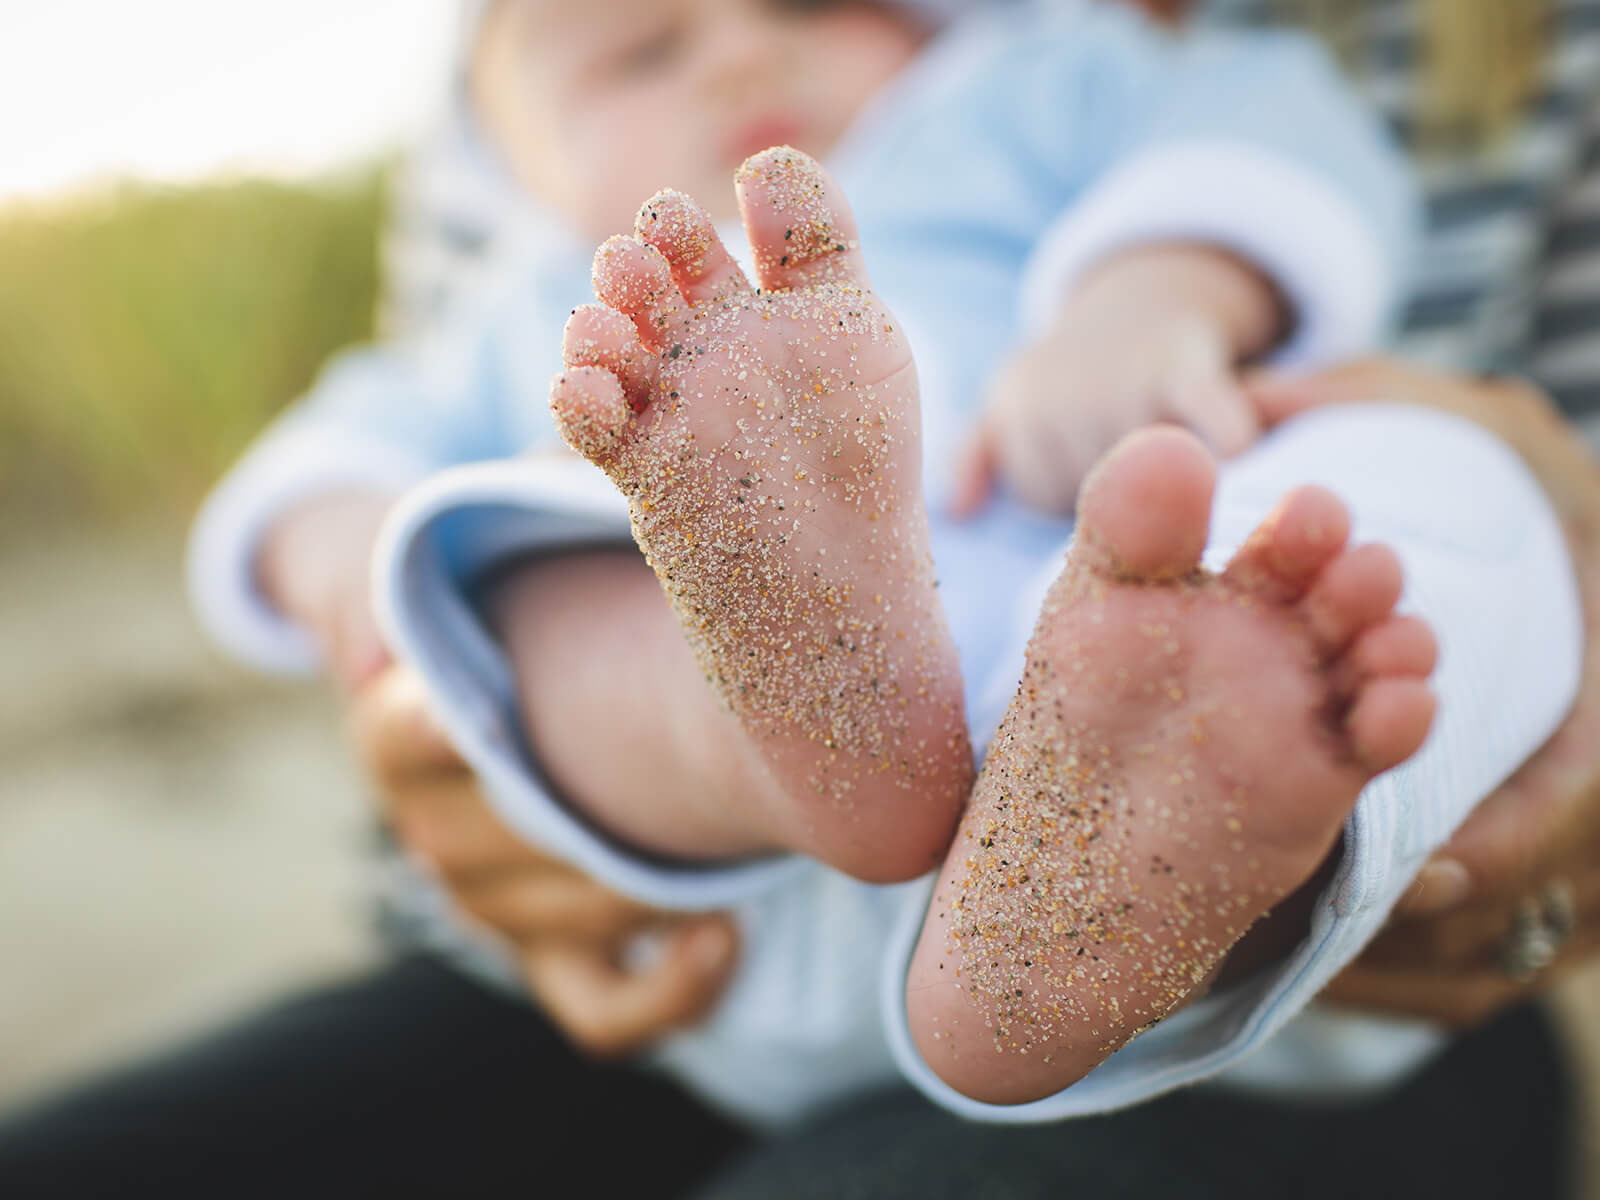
xmin=475 ymin=0 xmax=1281 ymax=519
xmin=198 ymin=0 xmax=1579 ymax=1121
xmin=548 ymin=147 xmax=1433 ymax=1102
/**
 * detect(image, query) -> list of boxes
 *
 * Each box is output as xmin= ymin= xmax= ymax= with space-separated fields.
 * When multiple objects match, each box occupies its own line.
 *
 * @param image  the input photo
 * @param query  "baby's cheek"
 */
xmin=576 ymin=128 xmax=731 ymax=236
xmin=803 ymin=11 xmax=925 ymax=137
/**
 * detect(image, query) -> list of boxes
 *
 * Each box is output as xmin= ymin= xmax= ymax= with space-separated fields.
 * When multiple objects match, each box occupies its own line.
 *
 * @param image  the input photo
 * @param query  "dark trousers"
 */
xmin=704 ymin=1003 xmax=1577 ymax=1200
xmin=0 ymin=954 xmax=1575 ymax=1199
xmin=0 ymin=956 xmax=747 ymax=1198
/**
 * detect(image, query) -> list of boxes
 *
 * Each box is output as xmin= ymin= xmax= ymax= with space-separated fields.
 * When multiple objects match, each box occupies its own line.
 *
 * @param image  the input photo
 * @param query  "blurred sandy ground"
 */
xmin=5 ymin=518 xmax=1600 ymax=1196
xmin=0 ymin=522 xmax=379 ymax=1107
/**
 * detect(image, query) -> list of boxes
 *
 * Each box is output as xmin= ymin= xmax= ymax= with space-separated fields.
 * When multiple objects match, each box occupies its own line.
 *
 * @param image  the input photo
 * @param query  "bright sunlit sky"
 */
xmin=0 ymin=1 xmax=459 ymax=205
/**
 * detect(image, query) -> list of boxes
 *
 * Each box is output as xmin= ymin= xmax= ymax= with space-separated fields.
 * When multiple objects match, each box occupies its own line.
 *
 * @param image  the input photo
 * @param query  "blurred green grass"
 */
xmin=0 ymin=170 xmax=386 ymax=523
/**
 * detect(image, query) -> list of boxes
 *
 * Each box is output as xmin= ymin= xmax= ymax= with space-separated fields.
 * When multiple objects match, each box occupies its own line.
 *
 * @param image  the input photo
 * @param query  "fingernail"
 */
xmin=1398 ymin=858 xmax=1471 ymax=917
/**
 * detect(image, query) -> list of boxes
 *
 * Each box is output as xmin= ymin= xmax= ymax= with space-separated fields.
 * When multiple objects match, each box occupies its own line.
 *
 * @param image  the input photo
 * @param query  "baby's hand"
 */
xmin=952 ymin=246 xmax=1284 ymax=517
xmin=256 ymin=491 xmax=394 ymax=692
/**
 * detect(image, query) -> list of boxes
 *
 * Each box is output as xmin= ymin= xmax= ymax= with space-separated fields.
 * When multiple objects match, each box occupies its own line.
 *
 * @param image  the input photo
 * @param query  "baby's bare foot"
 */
xmin=550 ymin=148 xmax=971 ymax=882
xmin=906 ymin=426 xmax=1436 ymax=1103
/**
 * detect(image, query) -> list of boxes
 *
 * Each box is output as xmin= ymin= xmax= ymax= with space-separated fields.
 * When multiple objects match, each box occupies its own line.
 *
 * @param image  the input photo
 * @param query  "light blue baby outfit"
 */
xmin=191 ymin=1 xmax=1580 ymax=1126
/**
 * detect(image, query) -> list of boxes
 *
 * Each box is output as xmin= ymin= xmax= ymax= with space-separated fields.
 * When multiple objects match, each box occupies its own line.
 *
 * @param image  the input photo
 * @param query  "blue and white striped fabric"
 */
xmin=1201 ymin=0 xmax=1600 ymax=437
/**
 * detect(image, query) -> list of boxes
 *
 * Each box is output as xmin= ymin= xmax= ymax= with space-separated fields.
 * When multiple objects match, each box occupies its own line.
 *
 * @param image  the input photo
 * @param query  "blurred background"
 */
xmin=0 ymin=0 xmax=450 ymax=1108
xmin=6 ymin=2 xmax=1600 ymax=1192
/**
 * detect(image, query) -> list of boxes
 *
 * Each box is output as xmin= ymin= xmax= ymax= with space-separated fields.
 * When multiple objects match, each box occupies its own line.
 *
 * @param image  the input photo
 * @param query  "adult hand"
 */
xmin=349 ymin=665 xmax=740 ymax=1055
xmin=1248 ymin=359 xmax=1600 ymax=1025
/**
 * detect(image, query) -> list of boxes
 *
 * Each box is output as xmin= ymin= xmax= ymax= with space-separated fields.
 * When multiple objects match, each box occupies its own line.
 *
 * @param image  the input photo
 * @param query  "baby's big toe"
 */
xmin=735 ymin=146 xmax=871 ymax=292
xmin=1073 ymin=426 xmax=1216 ymax=581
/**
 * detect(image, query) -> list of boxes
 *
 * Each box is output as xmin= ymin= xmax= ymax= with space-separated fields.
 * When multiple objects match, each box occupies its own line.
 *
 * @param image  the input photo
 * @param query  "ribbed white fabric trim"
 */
xmin=186 ymin=427 xmax=430 ymax=674
xmin=1018 ymin=142 xmax=1395 ymax=366
xmin=373 ymin=456 xmax=813 ymax=909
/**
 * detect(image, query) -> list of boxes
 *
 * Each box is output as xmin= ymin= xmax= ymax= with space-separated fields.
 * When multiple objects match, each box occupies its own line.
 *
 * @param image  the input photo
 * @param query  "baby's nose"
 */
xmin=700 ymin=6 xmax=786 ymax=92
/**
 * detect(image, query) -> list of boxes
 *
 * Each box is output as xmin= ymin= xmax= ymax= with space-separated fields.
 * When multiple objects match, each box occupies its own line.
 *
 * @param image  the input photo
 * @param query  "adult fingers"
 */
xmin=1391 ymin=771 xmax=1600 ymax=921
xmin=1435 ymin=735 xmax=1600 ymax=906
xmin=1359 ymin=897 xmax=1527 ymax=969
xmin=1369 ymin=866 xmax=1600 ymax=968
xmin=455 ymin=869 xmax=661 ymax=945
xmin=386 ymin=771 xmax=557 ymax=881
xmin=1322 ymin=958 xmax=1520 ymax=1029
xmin=1244 ymin=357 xmax=1544 ymax=435
xmin=1235 ymin=356 xmax=1401 ymax=428
xmin=522 ymin=915 xmax=740 ymax=1058
xmin=948 ymin=422 xmax=1000 ymax=519
xmin=1389 ymin=816 xmax=1543 ymax=924
xmin=1325 ymin=923 xmax=1600 ymax=1028
xmin=350 ymin=665 xmax=462 ymax=782
xmin=350 ymin=669 xmax=563 ymax=879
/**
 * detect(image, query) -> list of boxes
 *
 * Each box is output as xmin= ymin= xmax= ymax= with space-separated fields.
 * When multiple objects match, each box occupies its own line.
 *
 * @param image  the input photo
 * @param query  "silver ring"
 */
xmin=1499 ymin=880 xmax=1576 ymax=982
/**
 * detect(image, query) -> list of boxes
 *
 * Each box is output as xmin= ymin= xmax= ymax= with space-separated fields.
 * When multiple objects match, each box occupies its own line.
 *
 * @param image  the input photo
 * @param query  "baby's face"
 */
xmin=473 ymin=0 xmax=928 ymax=240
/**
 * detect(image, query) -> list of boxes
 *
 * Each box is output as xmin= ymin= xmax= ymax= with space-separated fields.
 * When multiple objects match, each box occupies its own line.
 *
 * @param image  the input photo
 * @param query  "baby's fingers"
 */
xmin=949 ymin=422 xmax=999 ymax=519
xmin=522 ymin=916 xmax=739 ymax=1057
xmin=1165 ymin=349 xmax=1259 ymax=458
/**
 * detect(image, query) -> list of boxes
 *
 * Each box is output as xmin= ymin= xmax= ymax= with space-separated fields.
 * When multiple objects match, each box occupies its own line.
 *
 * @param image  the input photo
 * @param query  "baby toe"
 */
xmin=1346 ymin=677 xmax=1436 ymax=773
xmin=1301 ymin=543 xmax=1404 ymax=659
xmin=1222 ymin=485 xmax=1350 ymax=603
xmin=563 ymin=304 xmax=656 ymax=409
xmin=551 ymin=366 xmax=632 ymax=465
xmin=636 ymin=189 xmax=752 ymax=305
xmin=735 ymin=147 xmax=870 ymax=292
xmin=1072 ymin=426 xmax=1216 ymax=581
xmin=592 ymin=235 xmax=688 ymax=350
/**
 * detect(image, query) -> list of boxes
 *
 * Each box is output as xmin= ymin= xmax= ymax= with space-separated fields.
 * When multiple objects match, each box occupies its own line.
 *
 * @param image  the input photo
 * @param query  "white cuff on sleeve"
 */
xmin=373 ymin=455 xmax=812 ymax=910
xmin=1017 ymin=142 xmax=1395 ymax=366
xmin=186 ymin=425 xmax=431 ymax=674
